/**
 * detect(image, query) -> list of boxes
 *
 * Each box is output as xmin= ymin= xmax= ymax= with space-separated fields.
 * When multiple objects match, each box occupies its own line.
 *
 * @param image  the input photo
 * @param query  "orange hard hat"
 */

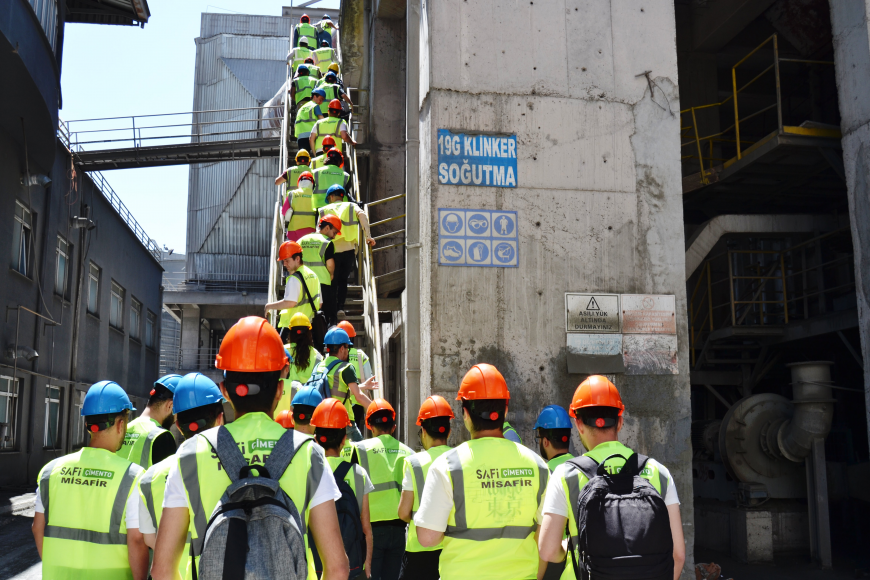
xmin=322 ymin=135 xmax=336 ymax=147
xmin=337 ymin=321 xmax=356 ymax=338
xmin=319 ymin=213 xmax=342 ymax=233
xmin=300 ymin=14 xmax=310 ymax=23
xmin=311 ymin=398 xmax=351 ymax=429
xmin=215 ymin=317 xmax=288 ymax=373
xmin=416 ymin=395 xmax=454 ymax=425
xmin=365 ymin=398 xmax=396 ymax=428
xmin=328 ymin=99 xmax=343 ymax=110
xmin=326 ymin=148 xmax=344 ymax=164
xmin=298 ymin=171 xmax=314 ymax=185
xmin=568 ymin=375 xmax=624 ymax=417
xmin=456 ymin=363 xmax=510 ymax=401
xmin=275 ymin=409 xmax=294 ymax=429
xmin=277 ymin=240 xmax=302 ymax=261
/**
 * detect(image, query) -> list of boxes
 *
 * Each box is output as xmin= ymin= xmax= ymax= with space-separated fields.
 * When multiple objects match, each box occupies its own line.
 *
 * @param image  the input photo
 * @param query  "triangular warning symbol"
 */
xmin=586 ymin=297 xmax=600 ymax=311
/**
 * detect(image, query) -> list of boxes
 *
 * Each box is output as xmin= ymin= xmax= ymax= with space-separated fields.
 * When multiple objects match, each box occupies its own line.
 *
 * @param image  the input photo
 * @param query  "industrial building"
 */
xmin=0 ymin=0 xmax=162 ymax=486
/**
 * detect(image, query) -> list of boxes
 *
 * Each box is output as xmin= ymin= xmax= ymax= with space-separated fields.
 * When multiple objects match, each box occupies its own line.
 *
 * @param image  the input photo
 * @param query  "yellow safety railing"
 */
xmin=680 ymin=34 xmax=837 ymax=185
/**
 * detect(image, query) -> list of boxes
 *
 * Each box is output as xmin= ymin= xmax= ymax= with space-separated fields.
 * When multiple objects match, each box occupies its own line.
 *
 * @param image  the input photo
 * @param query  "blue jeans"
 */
xmin=371 ymin=525 xmax=406 ymax=580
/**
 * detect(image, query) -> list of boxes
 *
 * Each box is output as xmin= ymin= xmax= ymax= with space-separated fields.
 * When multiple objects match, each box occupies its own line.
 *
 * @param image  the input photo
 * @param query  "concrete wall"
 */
xmin=411 ymin=0 xmax=693 ymax=573
xmin=829 ymin=0 xmax=870 ymax=454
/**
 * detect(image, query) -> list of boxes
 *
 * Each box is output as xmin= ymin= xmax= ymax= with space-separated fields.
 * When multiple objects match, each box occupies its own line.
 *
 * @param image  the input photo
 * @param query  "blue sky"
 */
xmin=60 ymin=0 xmax=339 ymax=254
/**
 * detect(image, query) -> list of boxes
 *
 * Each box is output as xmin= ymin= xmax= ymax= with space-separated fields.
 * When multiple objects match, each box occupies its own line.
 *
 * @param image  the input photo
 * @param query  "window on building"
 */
xmin=110 ymin=282 xmax=125 ymax=330
xmin=0 ymin=377 xmax=19 ymax=451
xmin=55 ymin=236 xmax=69 ymax=296
xmin=130 ymin=299 xmax=142 ymax=340
xmin=12 ymin=201 xmax=32 ymax=277
xmin=44 ymin=386 xmax=62 ymax=449
xmin=145 ymin=311 xmax=156 ymax=348
xmin=88 ymin=263 xmax=100 ymax=315
xmin=72 ymin=389 xmax=86 ymax=449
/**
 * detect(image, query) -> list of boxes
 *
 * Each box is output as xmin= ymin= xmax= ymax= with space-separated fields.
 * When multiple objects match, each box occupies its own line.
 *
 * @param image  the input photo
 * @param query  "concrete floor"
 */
xmin=0 ymin=508 xmax=41 ymax=580
xmin=695 ymin=548 xmax=869 ymax=580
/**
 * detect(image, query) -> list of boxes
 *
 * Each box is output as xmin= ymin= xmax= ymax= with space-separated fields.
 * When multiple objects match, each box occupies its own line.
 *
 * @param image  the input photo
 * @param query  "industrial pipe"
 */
xmin=776 ymin=361 xmax=835 ymax=462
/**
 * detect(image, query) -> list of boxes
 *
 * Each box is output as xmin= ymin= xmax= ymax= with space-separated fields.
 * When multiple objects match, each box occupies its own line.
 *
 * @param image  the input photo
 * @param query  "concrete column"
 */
xmin=181 ymin=305 xmax=200 ymax=371
xmin=829 ymin=0 xmax=870 ymax=451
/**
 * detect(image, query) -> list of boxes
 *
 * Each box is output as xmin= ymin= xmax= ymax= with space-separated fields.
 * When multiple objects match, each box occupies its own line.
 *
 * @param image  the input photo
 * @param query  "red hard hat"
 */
xmin=337 ymin=320 xmax=356 ymax=338
xmin=328 ymin=99 xmax=343 ymax=110
xmin=326 ymin=149 xmax=344 ymax=164
xmin=298 ymin=171 xmax=314 ymax=185
xmin=277 ymin=241 xmax=302 ymax=261
xmin=311 ymin=399 xmax=351 ymax=429
xmin=215 ymin=317 xmax=288 ymax=373
xmin=366 ymin=398 xmax=396 ymax=428
xmin=319 ymin=214 xmax=342 ymax=233
xmin=300 ymin=14 xmax=310 ymax=23
xmin=568 ymin=375 xmax=624 ymax=418
xmin=456 ymin=363 xmax=510 ymax=401
xmin=275 ymin=409 xmax=294 ymax=429
xmin=416 ymin=395 xmax=455 ymax=425
xmin=322 ymin=135 xmax=336 ymax=147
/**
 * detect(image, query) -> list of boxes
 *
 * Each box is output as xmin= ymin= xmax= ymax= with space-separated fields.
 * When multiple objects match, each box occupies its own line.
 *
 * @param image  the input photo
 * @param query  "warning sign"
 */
xmin=622 ymin=295 xmax=676 ymax=334
xmin=565 ymin=294 xmax=620 ymax=333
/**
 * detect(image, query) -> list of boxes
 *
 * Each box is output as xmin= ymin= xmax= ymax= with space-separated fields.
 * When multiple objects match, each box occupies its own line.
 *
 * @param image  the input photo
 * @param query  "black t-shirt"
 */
xmin=340 ymin=363 xmax=358 ymax=386
xmin=151 ymin=430 xmax=178 ymax=464
xmin=324 ymin=241 xmax=335 ymax=261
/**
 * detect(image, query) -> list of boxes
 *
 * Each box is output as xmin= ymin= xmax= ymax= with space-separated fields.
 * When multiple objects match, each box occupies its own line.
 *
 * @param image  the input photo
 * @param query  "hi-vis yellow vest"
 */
xmin=354 ymin=435 xmax=414 ymax=522
xmin=312 ymin=116 xmax=344 ymax=153
xmin=313 ymin=48 xmax=336 ymax=73
xmin=293 ymin=76 xmax=317 ymax=104
xmin=287 ymin=187 xmax=318 ymax=231
xmin=436 ymin=437 xmax=549 ymax=580
xmin=312 ymin=164 xmax=349 ymax=210
xmin=315 ymin=355 xmax=357 ymax=419
xmin=294 ymin=101 xmax=321 ymax=137
xmin=279 ymin=265 xmax=322 ymax=327
xmin=319 ymin=202 xmax=360 ymax=245
xmin=295 ymin=22 xmax=317 ymax=47
xmin=116 ymin=416 xmax=167 ymax=468
xmin=348 ymin=347 xmax=371 ymax=381
xmin=38 ymin=447 xmax=144 ymax=580
xmin=291 ymin=46 xmax=313 ymax=69
xmin=285 ymin=164 xmax=310 ymax=193
xmin=557 ymin=441 xmax=668 ymax=580
xmin=275 ymin=345 xmax=324 ymax=416
xmin=176 ymin=413 xmax=323 ymax=580
xmin=138 ymin=456 xmax=191 ymax=579
xmin=299 ymin=233 xmax=332 ymax=286
xmin=404 ymin=445 xmax=451 ymax=552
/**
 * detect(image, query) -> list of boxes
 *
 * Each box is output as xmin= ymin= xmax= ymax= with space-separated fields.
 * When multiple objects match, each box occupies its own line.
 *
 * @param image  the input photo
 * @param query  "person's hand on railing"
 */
xmin=366 ymin=237 xmax=376 ymax=248
xmin=359 ymin=376 xmax=379 ymax=391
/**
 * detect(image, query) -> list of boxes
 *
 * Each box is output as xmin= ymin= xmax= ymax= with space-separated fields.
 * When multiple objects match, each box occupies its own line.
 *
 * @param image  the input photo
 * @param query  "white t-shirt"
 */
xmin=162 ymin=446 xmax=341 ymax=511
xmin=413 ymin=442 xmax=547 ymax=533
xmin=137 ymin=492 xmax=156 ymax=535
xmin=34 ymin=482 xmax=140 ymax=530
xmin=401 ymin=463 xmax=414 ymax=492
xmin=541 ymin=458 xmax=679 ymax=520
xmin=284 ymin=274 xmax=302 ymax=302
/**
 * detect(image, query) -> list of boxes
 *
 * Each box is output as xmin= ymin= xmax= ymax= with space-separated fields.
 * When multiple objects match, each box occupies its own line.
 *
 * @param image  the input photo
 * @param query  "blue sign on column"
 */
xmin=438 ymin=208 xmax=518 ymax=267
xmin=437 ymin=129 xmax=517 ymax=188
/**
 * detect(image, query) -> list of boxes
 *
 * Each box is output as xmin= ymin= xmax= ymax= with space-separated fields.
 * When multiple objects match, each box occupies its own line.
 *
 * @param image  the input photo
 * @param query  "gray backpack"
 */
xmin=192 ymin=426 xmax=308 ymax=580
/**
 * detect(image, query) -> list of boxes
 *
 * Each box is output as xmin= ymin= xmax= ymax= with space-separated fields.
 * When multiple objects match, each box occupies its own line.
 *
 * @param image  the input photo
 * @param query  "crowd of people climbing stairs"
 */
xmin=30 ymin=13 xmax=687 ymax=580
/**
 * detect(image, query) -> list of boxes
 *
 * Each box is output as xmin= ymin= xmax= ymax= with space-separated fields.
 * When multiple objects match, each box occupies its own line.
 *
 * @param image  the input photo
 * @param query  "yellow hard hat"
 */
xmin=295 ymin=150 xmax=310 ymax=162
xmin=328 ymin=63 xmax=340 ymax=74
xmin=289 ymin=312 xmax=312 ymax=329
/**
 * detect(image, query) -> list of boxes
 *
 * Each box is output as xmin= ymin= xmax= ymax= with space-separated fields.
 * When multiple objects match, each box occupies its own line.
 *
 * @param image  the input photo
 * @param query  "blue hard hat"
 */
xmin=324 ymin=327 xmax=351 ymax=346
xmin=326 ymin=184 xmax=345 ymax=197
xmin=173 ymin=372 xmax=225 ymax=414
xmin=312 ymin=88 xmax=326 ymax=97
xmin=325 ymin=71 xmax=337 ymax=79
xmin=154 ymin=374 xmax=183 ymax=393
xmin=296 ymin=65 xmax=309 ymax=75
xmin=534 ymin=405 xmax=572 ymax=430
xmin=81 ymin=381 xmax=135 ymax=416
xmin=292 ymin=386 xmax=323 ymax=408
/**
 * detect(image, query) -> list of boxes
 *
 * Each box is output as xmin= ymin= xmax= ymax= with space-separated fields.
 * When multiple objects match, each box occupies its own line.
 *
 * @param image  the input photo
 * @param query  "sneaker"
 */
xmin=337 ymin=310 xmax=346 ymax=320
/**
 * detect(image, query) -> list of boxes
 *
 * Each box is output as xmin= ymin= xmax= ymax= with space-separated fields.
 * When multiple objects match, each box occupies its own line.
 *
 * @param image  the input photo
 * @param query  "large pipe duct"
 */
xmin=776 ymin=362 xmax=835 ymax=462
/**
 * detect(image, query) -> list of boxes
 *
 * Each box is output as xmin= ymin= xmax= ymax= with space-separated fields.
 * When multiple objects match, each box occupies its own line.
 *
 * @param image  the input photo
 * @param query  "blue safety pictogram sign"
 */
xmin=437 ymin=129 xmax=518 ymax=188
xmin=438 ymin=208 xmax=518 ymax=267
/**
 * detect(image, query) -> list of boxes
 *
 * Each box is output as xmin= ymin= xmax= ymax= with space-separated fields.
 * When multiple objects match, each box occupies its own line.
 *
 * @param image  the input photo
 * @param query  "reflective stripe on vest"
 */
xmin=287 ymin=187 xmax=318 ymax=231
xmin=39 ymin=448 xmax=144 ymax=579
xmin=354 ymin=435 xmax=414 ymax=522
xmin=299 ymin=234 xmax=332 ymax=285
xmin=313 ymin=116 xmax=344 ymax=154
xmin=293 ymin=76 xmax=317 ymax=104
xmin=319 ymin=202 xmax=359 ymax=245
xmin=295 ymin=23 xmax=317 ymax=47
xmin=348 ymin=348 xmax=369 ymax=381
xmin=291 ymin=47 xmax=313 ymax=68
xmin=285 ymin=165 xmax=310 ymax=195
xmin=312 ymin=165 xmax=349 ymax=210
xmin=405 ymin=445 xmax=450 ymax=552
xmin=117 ymin=416 xmax=166 ymax=468
xmin=294 ymin=101 xmax=320 ymax=137
xmin=278 ymin=266 xmax=322 ymax=327
xmin=320 ymin=83 xmax=340 ymax=103
xmin=313 ymin=48 xmax=336 ymax=73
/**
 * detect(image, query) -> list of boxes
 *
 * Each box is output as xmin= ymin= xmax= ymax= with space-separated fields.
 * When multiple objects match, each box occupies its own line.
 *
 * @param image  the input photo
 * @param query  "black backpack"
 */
xmin=311 ymin=461 xmax=366 ymax=577
xmin=567 ymin=453 xmax=673 ymax=580
xmin=295 ymin=271 xmax=328 ymax=352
